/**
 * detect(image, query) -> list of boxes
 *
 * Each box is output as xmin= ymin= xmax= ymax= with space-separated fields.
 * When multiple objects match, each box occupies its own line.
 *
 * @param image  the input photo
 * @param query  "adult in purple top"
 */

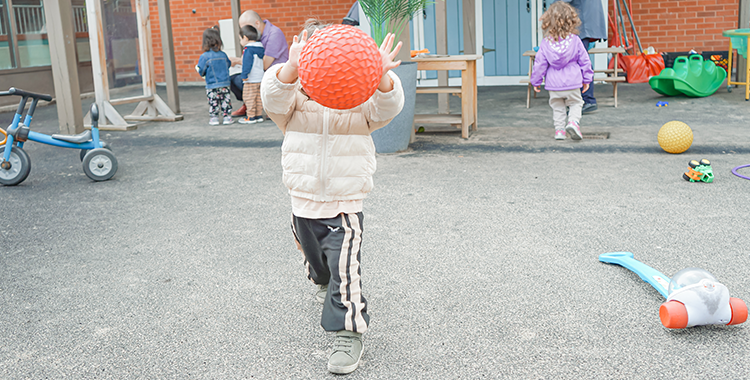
xmin=230 ymin=11 xmax=289 ymax=115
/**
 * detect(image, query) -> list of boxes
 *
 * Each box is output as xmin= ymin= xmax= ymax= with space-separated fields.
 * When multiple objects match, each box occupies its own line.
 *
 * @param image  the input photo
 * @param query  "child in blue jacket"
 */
xmin=196 ymin=27 xmax=233 ymax=125
xmin=237 ymin=25 xmax=265 ymax=124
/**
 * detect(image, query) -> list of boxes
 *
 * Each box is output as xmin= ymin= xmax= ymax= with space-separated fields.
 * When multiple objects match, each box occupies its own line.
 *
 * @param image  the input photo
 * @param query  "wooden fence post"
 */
xmin=44 ymin=0 xmax=83 ymax=134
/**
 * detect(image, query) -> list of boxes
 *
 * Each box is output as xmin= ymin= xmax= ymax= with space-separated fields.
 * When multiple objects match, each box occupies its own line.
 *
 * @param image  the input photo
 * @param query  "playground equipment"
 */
xmin=723 ymin=28 xmax=750 ymax=100
xmin=0 ymin=87 xmax=116 ymax=186
xmin=298 ymin=25 xmax=382 ymax=110
xmin=83 ymin=0 xmax=181 ymax=130
xmin=683 ymin=159 xmax=714 ymax=183
xmin=657 ymin=121 xmax=692 ymax=154
xmin=599 ymin=252 xmax=748 ymax=329
xmin=649 ymin=55 xmax=726 ymax=97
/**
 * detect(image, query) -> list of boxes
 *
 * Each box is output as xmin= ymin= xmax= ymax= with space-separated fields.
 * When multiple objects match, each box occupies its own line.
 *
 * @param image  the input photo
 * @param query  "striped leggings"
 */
xmin=292 ymin=212 xmax=369 ymax=333
xmin=242 ymin=82 xmax=263 ymax=118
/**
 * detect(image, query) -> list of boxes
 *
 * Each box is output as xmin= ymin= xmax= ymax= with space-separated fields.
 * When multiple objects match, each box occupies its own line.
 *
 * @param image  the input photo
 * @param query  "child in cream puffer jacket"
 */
xmin=260 ymin=25 xmax=404 ymax=375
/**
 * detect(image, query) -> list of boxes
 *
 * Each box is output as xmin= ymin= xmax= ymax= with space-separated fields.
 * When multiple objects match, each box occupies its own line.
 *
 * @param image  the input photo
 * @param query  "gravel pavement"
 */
xmin=1 ymin=82 xmax=749 ymax=379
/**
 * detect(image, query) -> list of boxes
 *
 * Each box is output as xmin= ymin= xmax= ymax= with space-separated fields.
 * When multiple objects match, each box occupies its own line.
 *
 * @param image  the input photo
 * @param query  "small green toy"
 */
xmin=683 ymin=159 xmax=714 ymax=183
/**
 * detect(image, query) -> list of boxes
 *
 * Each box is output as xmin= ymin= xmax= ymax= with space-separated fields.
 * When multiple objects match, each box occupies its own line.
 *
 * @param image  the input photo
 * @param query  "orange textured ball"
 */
xmin=298 ymin=25 xmax=382 ymax=110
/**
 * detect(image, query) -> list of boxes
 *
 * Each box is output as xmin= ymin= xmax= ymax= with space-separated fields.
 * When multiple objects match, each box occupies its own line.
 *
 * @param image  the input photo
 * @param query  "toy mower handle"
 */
xmin=3 ymin=87 xmax=53 ymax=102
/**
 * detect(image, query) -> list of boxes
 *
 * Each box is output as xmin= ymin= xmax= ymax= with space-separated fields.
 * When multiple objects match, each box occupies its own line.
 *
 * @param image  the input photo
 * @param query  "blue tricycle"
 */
xmin=0 ymin=87 xmax=117 ymax=186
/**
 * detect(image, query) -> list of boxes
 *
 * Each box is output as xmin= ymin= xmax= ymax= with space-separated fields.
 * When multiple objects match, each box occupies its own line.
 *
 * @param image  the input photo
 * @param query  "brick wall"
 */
xmin=149 ymin=0 xmax=354 ymax=83
xmin=608 ymin=0 xmax=739 ymax=54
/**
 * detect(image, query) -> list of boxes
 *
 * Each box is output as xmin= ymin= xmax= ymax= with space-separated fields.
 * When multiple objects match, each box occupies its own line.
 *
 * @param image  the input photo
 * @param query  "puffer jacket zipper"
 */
xmin=320 ymin=108 xmax=329 ymax=201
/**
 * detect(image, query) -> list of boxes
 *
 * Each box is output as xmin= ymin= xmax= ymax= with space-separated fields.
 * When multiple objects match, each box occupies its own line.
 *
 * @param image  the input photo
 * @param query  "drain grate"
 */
xmin=582 ymin=132 xmax=610 ymax=140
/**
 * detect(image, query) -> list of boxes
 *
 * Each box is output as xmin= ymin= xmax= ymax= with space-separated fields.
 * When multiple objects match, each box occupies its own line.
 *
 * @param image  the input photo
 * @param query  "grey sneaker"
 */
xmin=566 ymin=120 xmax=583 ymax=140
xmin=328 ymin=330 xmax=363 ymax=374
xmin=223 ymin=116 xmax=234 ymax=125
xmin=316 ymin=283 xmax=328 ymax=304
xmin=238 ymin=116 xmax=257 ymax=124
xmin=209 ymin=116 xmax=220 ymax=126
xmin=555 ymin=129 xmax=566 ymax=140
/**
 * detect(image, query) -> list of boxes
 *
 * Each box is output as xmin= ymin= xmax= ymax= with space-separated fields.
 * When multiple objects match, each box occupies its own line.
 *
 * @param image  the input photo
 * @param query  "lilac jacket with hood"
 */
xmin=530 ymin=34 xmax=594 ymax=91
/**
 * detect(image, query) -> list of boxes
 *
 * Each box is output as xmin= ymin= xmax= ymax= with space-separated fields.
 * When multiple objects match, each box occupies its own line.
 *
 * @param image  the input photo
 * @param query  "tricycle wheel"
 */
xmin=0 ymin=145 xmax=31 ymax=186
xmin=80 ymin=140 xmax=110 ymax=161
xmin=699 ymin=158 xmax=710 ymax=166
xmin=659 ymin=300 xmax=688 ymax=329
xmin=82 ymin=148 xmax=117 ymax=181
xmin=688 ymin=160 xmax=700 ymax=169
xmin=728 ymin=297 xmax=748 ymax=325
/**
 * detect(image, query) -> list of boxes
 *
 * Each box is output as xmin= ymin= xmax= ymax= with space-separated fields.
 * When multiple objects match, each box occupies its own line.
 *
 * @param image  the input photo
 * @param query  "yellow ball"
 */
xmin=658 ymin=121 xmax=693 ymax=154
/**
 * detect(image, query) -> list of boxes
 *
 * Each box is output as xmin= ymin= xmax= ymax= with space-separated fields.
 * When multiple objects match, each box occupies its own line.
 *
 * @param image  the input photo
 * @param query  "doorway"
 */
xmin=411 ymin=0 xmax=608 ymax=87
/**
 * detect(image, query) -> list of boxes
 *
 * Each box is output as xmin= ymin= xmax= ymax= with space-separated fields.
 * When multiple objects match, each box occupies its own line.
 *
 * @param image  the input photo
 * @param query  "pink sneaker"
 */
xmin=566 ymin=120 xmax=582 ymax=140
xmin=555 ymin=129 xmax=566 ymax=140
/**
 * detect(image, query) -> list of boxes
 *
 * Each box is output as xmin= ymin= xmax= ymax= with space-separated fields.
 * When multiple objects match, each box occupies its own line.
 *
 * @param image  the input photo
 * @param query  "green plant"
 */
xmin=359 ymin=0 xmax=432 ymax=46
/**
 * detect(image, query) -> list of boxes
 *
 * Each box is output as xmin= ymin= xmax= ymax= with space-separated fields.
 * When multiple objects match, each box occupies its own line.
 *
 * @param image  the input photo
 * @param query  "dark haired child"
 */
xmin=196 ymin=27 xmax=234 ymax=125
xmin=237 ymin=25 xmax=265 ymax=124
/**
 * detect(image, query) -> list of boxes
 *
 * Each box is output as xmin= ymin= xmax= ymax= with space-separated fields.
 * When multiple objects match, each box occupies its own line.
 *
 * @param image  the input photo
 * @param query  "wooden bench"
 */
xmin=521 ymin=46 xmax=626 ymax=108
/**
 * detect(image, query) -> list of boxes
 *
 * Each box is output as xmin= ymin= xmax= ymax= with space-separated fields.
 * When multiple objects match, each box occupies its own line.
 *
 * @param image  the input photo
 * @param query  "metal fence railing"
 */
xmin=73 ymin=5 xmax=87 ymax=33
xmin=10 ymin=3 xmax=88 ymax=35
xmin=0 ymin=5 xmax=6 ymax=36
xmin=14 ymin=4 xmax=45 ymax=34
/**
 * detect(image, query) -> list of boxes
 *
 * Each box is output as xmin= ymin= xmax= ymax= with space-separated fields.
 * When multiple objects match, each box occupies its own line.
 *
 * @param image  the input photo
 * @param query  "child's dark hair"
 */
xmin=239 ymin=25 xmax=258 ymax=41
xmin=202 ymin=27 xmax=223 ymax=52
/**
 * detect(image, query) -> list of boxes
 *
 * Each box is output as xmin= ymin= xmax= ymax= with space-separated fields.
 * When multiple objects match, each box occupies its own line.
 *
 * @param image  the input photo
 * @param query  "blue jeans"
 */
xmin=230 ymin=74 xmax=244 ymax=101
xmin=581 ymin=38 xmax=596 ymax=105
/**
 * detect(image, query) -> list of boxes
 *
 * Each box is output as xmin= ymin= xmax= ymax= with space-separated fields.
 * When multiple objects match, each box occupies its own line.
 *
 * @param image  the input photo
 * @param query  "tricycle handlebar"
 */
xmin=3 ymin=87 xmax=53 ymax=101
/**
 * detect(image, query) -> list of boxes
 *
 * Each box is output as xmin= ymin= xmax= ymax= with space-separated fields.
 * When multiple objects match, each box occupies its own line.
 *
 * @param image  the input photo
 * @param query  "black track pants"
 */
xmin=292 ymin=212 xmax=370 ymax=333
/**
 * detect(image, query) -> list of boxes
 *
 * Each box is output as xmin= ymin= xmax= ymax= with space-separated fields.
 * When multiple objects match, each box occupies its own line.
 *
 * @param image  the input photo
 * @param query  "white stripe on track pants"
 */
xmin=292 ymin=212 xmax=370 ymax=333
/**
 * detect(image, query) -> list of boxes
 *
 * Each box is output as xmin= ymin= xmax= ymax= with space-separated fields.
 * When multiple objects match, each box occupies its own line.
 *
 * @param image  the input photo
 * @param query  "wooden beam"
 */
xmin=231 ymin=0 xmax=242 ymax=58
xmin=462 ymin=0 xmax=476 ymax=55
xmin=110 ymin=95 xmax=154 ymax=106
xmin=435 ymin=0 xmax=449 ymax=114
xmin=135 ymin=0 xmax=156 ymax=97
xmin=158 ymin=0 xmax=180 ymax=113
xmin=43 ymin=0 xmax=83 ymax=134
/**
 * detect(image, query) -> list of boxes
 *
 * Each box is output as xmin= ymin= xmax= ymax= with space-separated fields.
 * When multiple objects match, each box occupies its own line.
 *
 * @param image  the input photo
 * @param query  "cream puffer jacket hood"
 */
xmin=261 ymin=64 xmax=405 ymax=202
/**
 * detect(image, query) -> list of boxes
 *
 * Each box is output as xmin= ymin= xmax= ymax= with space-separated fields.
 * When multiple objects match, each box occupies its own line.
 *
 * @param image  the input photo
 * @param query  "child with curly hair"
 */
xmin=530 ymin=1 xmax=593 ymax=140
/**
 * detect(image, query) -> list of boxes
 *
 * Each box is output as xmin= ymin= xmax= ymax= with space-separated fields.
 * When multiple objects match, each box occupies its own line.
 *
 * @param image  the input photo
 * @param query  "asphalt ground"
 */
xmin=1 ymin=82 xmax=749 ymax=379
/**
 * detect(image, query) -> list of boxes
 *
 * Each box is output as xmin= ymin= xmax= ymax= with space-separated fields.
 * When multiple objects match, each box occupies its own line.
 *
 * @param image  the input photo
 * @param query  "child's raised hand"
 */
xmin=288 ymin=30 xmax=308 ymax=69
xmin=379 ymin=33 xmax=402 ymax=76
xmin=583 ymin=83 xmax=590 ymax=93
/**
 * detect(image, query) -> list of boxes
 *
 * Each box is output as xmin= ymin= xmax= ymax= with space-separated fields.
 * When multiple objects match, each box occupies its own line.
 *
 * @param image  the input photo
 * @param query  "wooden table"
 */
xmin=411 ymin=55 xmax=482 ymax=139
xmin=521 ymin=47 xmax=626 ymax=108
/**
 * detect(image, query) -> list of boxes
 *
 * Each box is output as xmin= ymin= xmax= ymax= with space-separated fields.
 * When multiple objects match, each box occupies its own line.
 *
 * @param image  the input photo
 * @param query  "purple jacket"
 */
xmin=530 ymin=34 xmax=593 ymax=91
